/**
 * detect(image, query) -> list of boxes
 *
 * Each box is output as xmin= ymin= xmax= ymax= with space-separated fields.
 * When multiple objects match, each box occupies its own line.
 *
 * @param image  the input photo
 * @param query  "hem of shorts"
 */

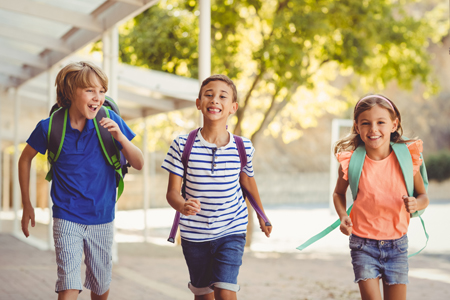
xmin=188 ymin=282 xmax=214 ymax=295
xmin=354 ymin=274 xmax=382 ymax=284
xmin=84 ymin=283 xmax=111 ymax=296
xmin=383 ymin=281 xmax=409 ymax=286
xmin=211 ymin=282 xmax=240 ymax=293
xmin=55 ymin=287 xmax=82 ymax=294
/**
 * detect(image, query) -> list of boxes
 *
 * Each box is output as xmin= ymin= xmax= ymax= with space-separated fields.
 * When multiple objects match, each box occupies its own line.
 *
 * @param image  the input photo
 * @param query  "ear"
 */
xmin=195 ymin=98 xmax=201 ymax=110
xmin=392 ymin=118 xmax=399 ymax=132
xmin=354 ymin=121 xmax=360 ymax=134
xmin=229 ymin=102 xmax=238 ymax=115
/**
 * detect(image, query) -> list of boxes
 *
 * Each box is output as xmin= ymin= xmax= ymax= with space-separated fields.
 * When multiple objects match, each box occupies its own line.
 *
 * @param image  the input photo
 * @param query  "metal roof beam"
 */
xmin=0 ymin=64 xmax=32 ymax=80
xmin=113 ymin=0 xmax=145 ymax=5
xmin=0 ymin=0 xmax=103 ymax=33
xmin=0 ymin=25 xmax=72 ymax=54
xmin=0 ymin=48 xmax=48 ymax=69
xmin=118 ymin=90 xmax=176 ymax=111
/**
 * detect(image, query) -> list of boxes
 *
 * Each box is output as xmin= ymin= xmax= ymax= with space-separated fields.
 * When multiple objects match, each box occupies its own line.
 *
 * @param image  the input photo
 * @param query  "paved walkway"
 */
xmin=1 ymin=233 xmax=450 ymax=300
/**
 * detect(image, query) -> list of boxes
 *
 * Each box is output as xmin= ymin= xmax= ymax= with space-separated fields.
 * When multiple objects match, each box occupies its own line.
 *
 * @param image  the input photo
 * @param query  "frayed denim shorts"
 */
xmin=350 ymin=234 xmax=409 ymax=285
xmin=181 ymin=233 xmax=246 ymax=296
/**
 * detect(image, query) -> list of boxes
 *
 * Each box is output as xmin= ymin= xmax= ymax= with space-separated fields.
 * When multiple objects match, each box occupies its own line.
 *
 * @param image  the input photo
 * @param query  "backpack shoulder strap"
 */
xmin=233 ymin=135 xmax=247 ymax=171
xmin=93 ymin=107 xmax=121 ymax=170
xmin=181 ymin=128 xmax=200 ymax=170
xmin=348 ymin=145 xmax=366 ymax=200
xmin=391 ymin=142 xmax=414 ymax=197
xmin=93 ymin=107 xmax=125 ymax=200
xmin=45 ymin=107 xmax=68 ymax=182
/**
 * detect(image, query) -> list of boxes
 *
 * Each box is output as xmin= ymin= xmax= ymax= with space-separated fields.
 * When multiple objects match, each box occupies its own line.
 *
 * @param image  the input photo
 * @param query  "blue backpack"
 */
xmin=45 ymin=96 xmax=129 ymax=200
xmin=298 ymin=142 xmax=429 ymax=257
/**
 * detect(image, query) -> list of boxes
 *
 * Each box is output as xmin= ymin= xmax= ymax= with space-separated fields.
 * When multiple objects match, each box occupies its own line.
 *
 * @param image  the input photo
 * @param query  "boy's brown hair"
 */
xmin=55 ymin=61 xmax=108 ymax=108
xmin=198 ymin=74 xmax=238 ymax=103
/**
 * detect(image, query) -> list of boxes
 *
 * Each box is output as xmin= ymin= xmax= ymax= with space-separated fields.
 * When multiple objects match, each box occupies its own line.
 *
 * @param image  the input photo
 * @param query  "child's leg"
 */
xmin=53 ymin=218 xmax=84 ymax=294
xmin=194 ymin=294 xmax=214 ymax=300
xmin=214 ymin=288 xmax=237 ymax=300
xmin=91 ymin=289 xmax=110 ymax=300
xmin=58 ymin=289 xmax=79 ymax=300
xmin=382 ymin=282 xmax=406 ymax=300
xmin=83 ymin=221 xmax=114 ymax=298
xmin=358 ymin=278 xmax=382 ymax=300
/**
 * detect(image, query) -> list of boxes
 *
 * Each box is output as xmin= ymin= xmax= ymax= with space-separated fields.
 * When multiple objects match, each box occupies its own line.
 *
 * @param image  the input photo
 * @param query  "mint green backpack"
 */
xmin=297 ymin=142 xmax=429 ymax=257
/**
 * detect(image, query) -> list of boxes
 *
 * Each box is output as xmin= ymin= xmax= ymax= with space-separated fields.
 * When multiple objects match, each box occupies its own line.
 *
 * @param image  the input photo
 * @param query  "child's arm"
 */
xmin=18 ymin=145 xmax=38 ymax=238
xmin=99 ymin=118 xmax=144 ymax=170
xmin=333 ymin=165 xmax=353 ymax=236
xmin=240 ymin=173 xmax=272 ymax=237
xmin=166 ymin=173 xmax=201 ymax=215
xmin=403 ymin=171 xmax=429 ymax=214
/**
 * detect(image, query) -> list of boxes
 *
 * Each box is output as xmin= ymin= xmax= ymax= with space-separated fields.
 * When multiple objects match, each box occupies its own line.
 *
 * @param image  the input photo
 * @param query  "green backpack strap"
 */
xmin=93 ymin=106 xmax=124 ymax=201
xmin=391 ymin=142 xmax=429 ymax=257
xmin=297 ymin=147 xmax=364 ymax=251
xmin=45 ymin=107 xmax=68 ymax=182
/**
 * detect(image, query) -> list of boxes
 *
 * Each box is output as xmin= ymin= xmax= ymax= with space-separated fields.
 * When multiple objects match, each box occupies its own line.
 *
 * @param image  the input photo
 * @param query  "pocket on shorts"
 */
xmin=349 ymin=235 xmax=365 ymax=251
xmin=396 ymin=242 xmax=409 ymax=254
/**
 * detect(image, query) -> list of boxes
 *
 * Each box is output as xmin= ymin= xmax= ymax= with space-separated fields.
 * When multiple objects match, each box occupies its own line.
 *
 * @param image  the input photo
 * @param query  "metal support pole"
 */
xmin=2 ymin=151 xmax=10 ymax=212
xmin=104 ymin=25 xmax=120 ymax=263
xmin=0 ymin=89 xmax=3 ymax=231
xmin=198 ymin=0 xmax=211 ymax=127
xmin=143 ymin=116 xmax=149 ymax=241
xmin=329 ymin=119 xmax=353 ymax=215
xmin=12 ymin=88 xmax=20 ymax=234
xmin=47 ymin=68 xmax=55 ymax=249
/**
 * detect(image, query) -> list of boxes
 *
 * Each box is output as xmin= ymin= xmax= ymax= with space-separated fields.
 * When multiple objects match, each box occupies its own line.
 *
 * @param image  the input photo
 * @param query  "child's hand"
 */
xmin=258 ymin=216 xmax=272 ymax=238
xmin=99 ymin=117 xmax=125 ymax=142
xmin=403 ymin=195 xmax=417 ymax=214
xmin=21 ymin=205 xmax=35 ymax=238
xmin=182 ymin=198 xmax=201 ymax=216
xmin=339 ymin=216 xmax=353 ymax=236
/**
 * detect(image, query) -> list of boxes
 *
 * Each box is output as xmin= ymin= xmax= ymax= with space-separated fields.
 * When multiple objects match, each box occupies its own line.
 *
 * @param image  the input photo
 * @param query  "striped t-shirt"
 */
xmin=161 ymin=129 xmax=255 ymax=242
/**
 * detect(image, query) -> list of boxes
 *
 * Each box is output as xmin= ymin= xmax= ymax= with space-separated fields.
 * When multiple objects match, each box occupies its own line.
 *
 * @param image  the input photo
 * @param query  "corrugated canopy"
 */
xmin=0 ymin=0 xmax=157 ymax=88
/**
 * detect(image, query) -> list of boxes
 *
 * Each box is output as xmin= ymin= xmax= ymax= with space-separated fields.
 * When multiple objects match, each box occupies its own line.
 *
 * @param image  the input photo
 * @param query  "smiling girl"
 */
xmin=332 ymin=94 xmax=429 ymax=300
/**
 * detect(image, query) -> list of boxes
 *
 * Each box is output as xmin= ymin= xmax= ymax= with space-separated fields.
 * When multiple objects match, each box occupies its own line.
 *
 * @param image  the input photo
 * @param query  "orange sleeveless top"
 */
xmin=336 ymin=140 xmax=423 ymax=240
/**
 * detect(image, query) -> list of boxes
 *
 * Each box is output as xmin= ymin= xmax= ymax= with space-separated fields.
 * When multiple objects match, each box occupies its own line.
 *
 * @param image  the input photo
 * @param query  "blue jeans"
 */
xmin=181 ymin=233 xmax=246 ymax=295
xmin=350 ymin=234 xmax=409 ymax=285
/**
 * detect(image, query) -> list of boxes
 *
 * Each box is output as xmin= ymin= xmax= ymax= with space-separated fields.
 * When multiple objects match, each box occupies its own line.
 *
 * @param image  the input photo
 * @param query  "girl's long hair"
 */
xmin=334 ymin=94 xmax=411 ymax=155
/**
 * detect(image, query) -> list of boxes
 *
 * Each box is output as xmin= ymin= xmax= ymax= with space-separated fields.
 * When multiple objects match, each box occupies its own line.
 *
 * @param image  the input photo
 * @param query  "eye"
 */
xmin=205 ymin=94 xmax=212 ymax=97
xmin=220 ymin=95 xmax=227 ymax=99
xmin=362 ymin=122 xmax=369 ymax=125
xmin=378 ymin=121 xmax=385 ymax=125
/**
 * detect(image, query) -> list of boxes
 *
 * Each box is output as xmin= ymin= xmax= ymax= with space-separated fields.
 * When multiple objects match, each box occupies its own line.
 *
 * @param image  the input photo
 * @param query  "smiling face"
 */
xmin=196 ymin=80 xmax=238 ymax=124
xmin=70 ymin=74 xmax=106 ymax=120
xmin=355 ymin=104 xmax=399 ymax=153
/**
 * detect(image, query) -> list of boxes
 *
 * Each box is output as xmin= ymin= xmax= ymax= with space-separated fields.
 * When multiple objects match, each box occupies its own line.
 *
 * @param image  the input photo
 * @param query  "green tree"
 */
xmin=118 ymin=0 xmax=443 ymax=144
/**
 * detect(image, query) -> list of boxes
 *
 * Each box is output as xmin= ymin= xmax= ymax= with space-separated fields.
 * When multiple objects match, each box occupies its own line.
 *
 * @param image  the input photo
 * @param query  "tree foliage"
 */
xmin=118 ymin=0 xmax=445 ymax=145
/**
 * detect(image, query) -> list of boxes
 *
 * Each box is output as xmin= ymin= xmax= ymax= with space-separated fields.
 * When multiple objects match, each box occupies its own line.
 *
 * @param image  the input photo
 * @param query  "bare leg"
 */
xmin=91 ymin=289 xmax=109 ymax=300
xmin=214 ymin=288 xmax=237 ymax=300
xmin=195 ymin=293 xmax=214 ymax=300
xmin=58 ymin=289 xmax=79 ymax=300
xmin=358 ymin=278 xmax=382 ymax=300
xmin=383 ymin=281 xmax=406 ymax=300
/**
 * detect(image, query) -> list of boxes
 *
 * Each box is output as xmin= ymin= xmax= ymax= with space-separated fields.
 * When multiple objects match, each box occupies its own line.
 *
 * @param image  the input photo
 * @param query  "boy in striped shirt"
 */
xmin=162 ymin=74 xmax=272 ymax=300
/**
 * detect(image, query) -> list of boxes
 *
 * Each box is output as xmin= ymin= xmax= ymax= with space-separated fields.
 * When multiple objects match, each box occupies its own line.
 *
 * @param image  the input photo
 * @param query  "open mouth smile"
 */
xmin=207 ymin=108 xmax=222 ymax=113
xmin=88 ymin=104 xmax=99 ymax=112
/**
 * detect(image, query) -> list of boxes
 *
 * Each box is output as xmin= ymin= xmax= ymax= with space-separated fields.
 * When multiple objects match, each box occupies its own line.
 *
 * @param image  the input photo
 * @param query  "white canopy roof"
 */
xmin=0 ymin=0 xmax=158 ymax=88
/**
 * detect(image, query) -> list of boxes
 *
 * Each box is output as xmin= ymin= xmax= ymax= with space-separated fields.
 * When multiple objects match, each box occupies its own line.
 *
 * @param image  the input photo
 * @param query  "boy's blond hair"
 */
xmin=198 ymin=74 xmax=238 ymax=103
xmin=55 ymin=61 xmax=108 ymax=108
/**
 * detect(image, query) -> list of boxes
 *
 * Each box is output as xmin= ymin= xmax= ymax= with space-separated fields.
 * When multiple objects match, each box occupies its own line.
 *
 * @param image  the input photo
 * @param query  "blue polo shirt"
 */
xmin=27 ymin=110 xmax=136 ymax=225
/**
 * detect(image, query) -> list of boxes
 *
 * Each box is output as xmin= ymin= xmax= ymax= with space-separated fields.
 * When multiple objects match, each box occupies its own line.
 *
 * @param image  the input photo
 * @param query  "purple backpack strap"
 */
xmin=233 ymin=135 xmax=271 ymax=227
xmin=168 ymin=128 xmax=200 ymax=243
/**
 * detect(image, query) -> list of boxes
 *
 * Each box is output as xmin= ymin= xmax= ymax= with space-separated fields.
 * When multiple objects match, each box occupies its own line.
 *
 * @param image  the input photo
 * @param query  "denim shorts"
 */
xmin=181 ymin=233 xmax=246 ymax=295
xmin=350 ymin=234 xmax=409 ymax=285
